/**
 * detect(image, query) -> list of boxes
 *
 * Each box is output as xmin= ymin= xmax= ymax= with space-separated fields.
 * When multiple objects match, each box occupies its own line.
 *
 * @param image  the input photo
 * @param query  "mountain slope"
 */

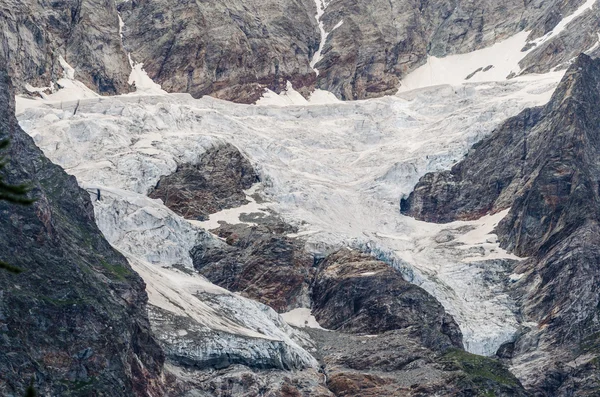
xmin=0 ymin=64 xmax=164 ymax=395
xmin=5 ymin=0 xmax=599 ymax=103
xmin=401 ymin=54 xmax=600 ymax=394
xmin=118 ymin=0 xmax=320 ymax=103
xmin=1 ymin=0 xmax=130 ymax=96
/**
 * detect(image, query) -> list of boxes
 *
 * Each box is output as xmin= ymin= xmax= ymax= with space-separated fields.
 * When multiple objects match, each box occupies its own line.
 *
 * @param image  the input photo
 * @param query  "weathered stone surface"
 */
xmin=311 ymin=249 xmax=463 ymax=351
xmin=191 ymin=215 xmax=314 ymax=313
xmin=519 ymin=5 xmax=600 ymax=75
xmin=402 ymin=54 xmax=600 ymax=395
xmin=305 ymin=328 xmax=528 ymax=397
xmin=118 ymin=0 xmax=320 ymax=103
xmin=0 ymin=0 xmax=131 ymax=95
xmin=311 ymin=0 xmax=586 ymax=100
xmin=0 ymin=67 xmax=163 ymax=395
xmin=148 ymin=143 xmax=258 ymax=221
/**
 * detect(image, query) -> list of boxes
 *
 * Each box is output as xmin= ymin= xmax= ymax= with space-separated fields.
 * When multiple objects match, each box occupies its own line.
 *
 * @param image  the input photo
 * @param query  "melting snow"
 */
xmin=281 ymin=308 xmax=325 ymax=330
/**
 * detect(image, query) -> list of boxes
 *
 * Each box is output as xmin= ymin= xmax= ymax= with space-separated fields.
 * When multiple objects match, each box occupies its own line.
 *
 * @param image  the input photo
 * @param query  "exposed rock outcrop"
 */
xmin=0 ymin=0 xmax=131 ymax=95
xmin=311 ymin=249 xmax=463 ymax=351
xmin=307 ymin=328 xmax=528 ymax=397
xmin=401 ymin=54 xmax=600 ymax=394
xmin=118 ymin=0 xmax=320 ymax=103
xmin=148 ymin=143 xmax=258 ymax=221
xmin=0 ymin=66 xmax=163 ymax=395
xmin=192 ymin=216 xmax=314 ymax=313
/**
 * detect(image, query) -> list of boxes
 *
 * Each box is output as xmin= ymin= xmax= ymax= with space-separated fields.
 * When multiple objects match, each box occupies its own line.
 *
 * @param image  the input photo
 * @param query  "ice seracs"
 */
xmin=18 ymin=68 xmax=561 ymax=357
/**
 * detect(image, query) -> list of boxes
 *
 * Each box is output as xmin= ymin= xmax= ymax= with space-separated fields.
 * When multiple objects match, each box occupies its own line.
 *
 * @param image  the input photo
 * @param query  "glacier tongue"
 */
xmin=17 ymin=71 xmax=562 ymax=357
xmin=81 ymin=182 xmax=318 ymax=370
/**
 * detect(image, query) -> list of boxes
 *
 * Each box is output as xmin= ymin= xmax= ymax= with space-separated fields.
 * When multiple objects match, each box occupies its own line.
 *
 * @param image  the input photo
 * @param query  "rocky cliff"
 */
xmin=316 ymin=0 xmax=594 ymax=99
xmin=5 ymin=0 xmax=599 ymax=102
xmin=0 ymin=65 xmax=163 ymax=395
xmin=118 ymin=0 xmax=320 ymax=103
xmin=401 ymin=54 xmax=600 ymax=395
xmin=1 ymin=0 xmax=131 ymax=95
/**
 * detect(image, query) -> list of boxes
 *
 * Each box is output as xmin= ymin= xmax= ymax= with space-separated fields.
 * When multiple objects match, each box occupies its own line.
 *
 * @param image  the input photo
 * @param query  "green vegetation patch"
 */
xmin=100 ymin=259 xmax=133 ymax=281
xmin=439 ymin=348 xmax=521 ymax=393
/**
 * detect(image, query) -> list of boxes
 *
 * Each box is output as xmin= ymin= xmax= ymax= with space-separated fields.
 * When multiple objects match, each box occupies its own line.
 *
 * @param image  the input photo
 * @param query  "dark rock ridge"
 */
xmin=192 ymin=216 xmax=314 ymax=313
xmin=0 ymin=0 xmax=131 ymax=95
xmin=401 ymin=54 xmax=600 ymax=394
xmin=0 ymin=66 xmax=164 ymax=395
xmin=118 ymin=0 xmax=320 ymax=103
xmin=311 ymin=249 xmax=463 ymax=351
xmin=148 ymin=143 xmax=258 ymax=221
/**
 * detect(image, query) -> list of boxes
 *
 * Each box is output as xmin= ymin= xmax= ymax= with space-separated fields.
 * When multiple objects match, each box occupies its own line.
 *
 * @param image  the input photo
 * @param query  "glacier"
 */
xmin=16 ymin=67 xmax=563 ymax=357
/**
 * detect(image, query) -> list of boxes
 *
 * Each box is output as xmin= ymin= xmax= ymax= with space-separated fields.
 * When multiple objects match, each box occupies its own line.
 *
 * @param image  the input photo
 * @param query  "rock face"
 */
xmin=316 ymin=0 xmax=590 ymax=99
xmin=402 ymin=54 xmax=600 ymax=394
xmin=311 ymin=249 xmax=463 ymax=351
xmin=148 ymin=143 xmax=258 ymax=221
xmin=118 ymin=0 xmax=320 ymax=103
xmin=4 ymin=0 xmax=598 ymax=102
xmin=0 ymin=66 xmax=163 ymax=395
xmin=0 ymin=0 xmax=131 ymax=95
xmin=519 ymin=4 xmax=600 ymax=75
xmin=192 ymin=217 xmax=314 ymax=313
xmin=307 ymin=328 xmax=528 ymax=397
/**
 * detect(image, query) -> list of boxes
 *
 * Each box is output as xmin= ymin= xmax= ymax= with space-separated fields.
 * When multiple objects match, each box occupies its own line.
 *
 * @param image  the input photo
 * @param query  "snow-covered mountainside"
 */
xmin=18 ymin=65 xmax=561 ymax=359
xmin=5 ymin=0 xmax=600 ymax=395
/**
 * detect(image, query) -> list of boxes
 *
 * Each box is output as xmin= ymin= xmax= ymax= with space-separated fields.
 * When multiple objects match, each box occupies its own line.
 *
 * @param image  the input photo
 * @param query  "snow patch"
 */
xmin=191 ymin=184 xmax=269 ymax=231
xmin=127 ymin=54 xmax=167 ymax=95
xmin=310 ymin=0 xmax=343 ymax=76
xmin=281 ymin=308 xmax=325 ymax=330
xmin=16 ymin=56 xmax=99 ymax=114
xmin=529 ymin=0 xmax=598 ymax=47
xmin=256 ymin=81 xmax=309 ymax=106
xmin=256 ymin=83 xmax=340 ymax=106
